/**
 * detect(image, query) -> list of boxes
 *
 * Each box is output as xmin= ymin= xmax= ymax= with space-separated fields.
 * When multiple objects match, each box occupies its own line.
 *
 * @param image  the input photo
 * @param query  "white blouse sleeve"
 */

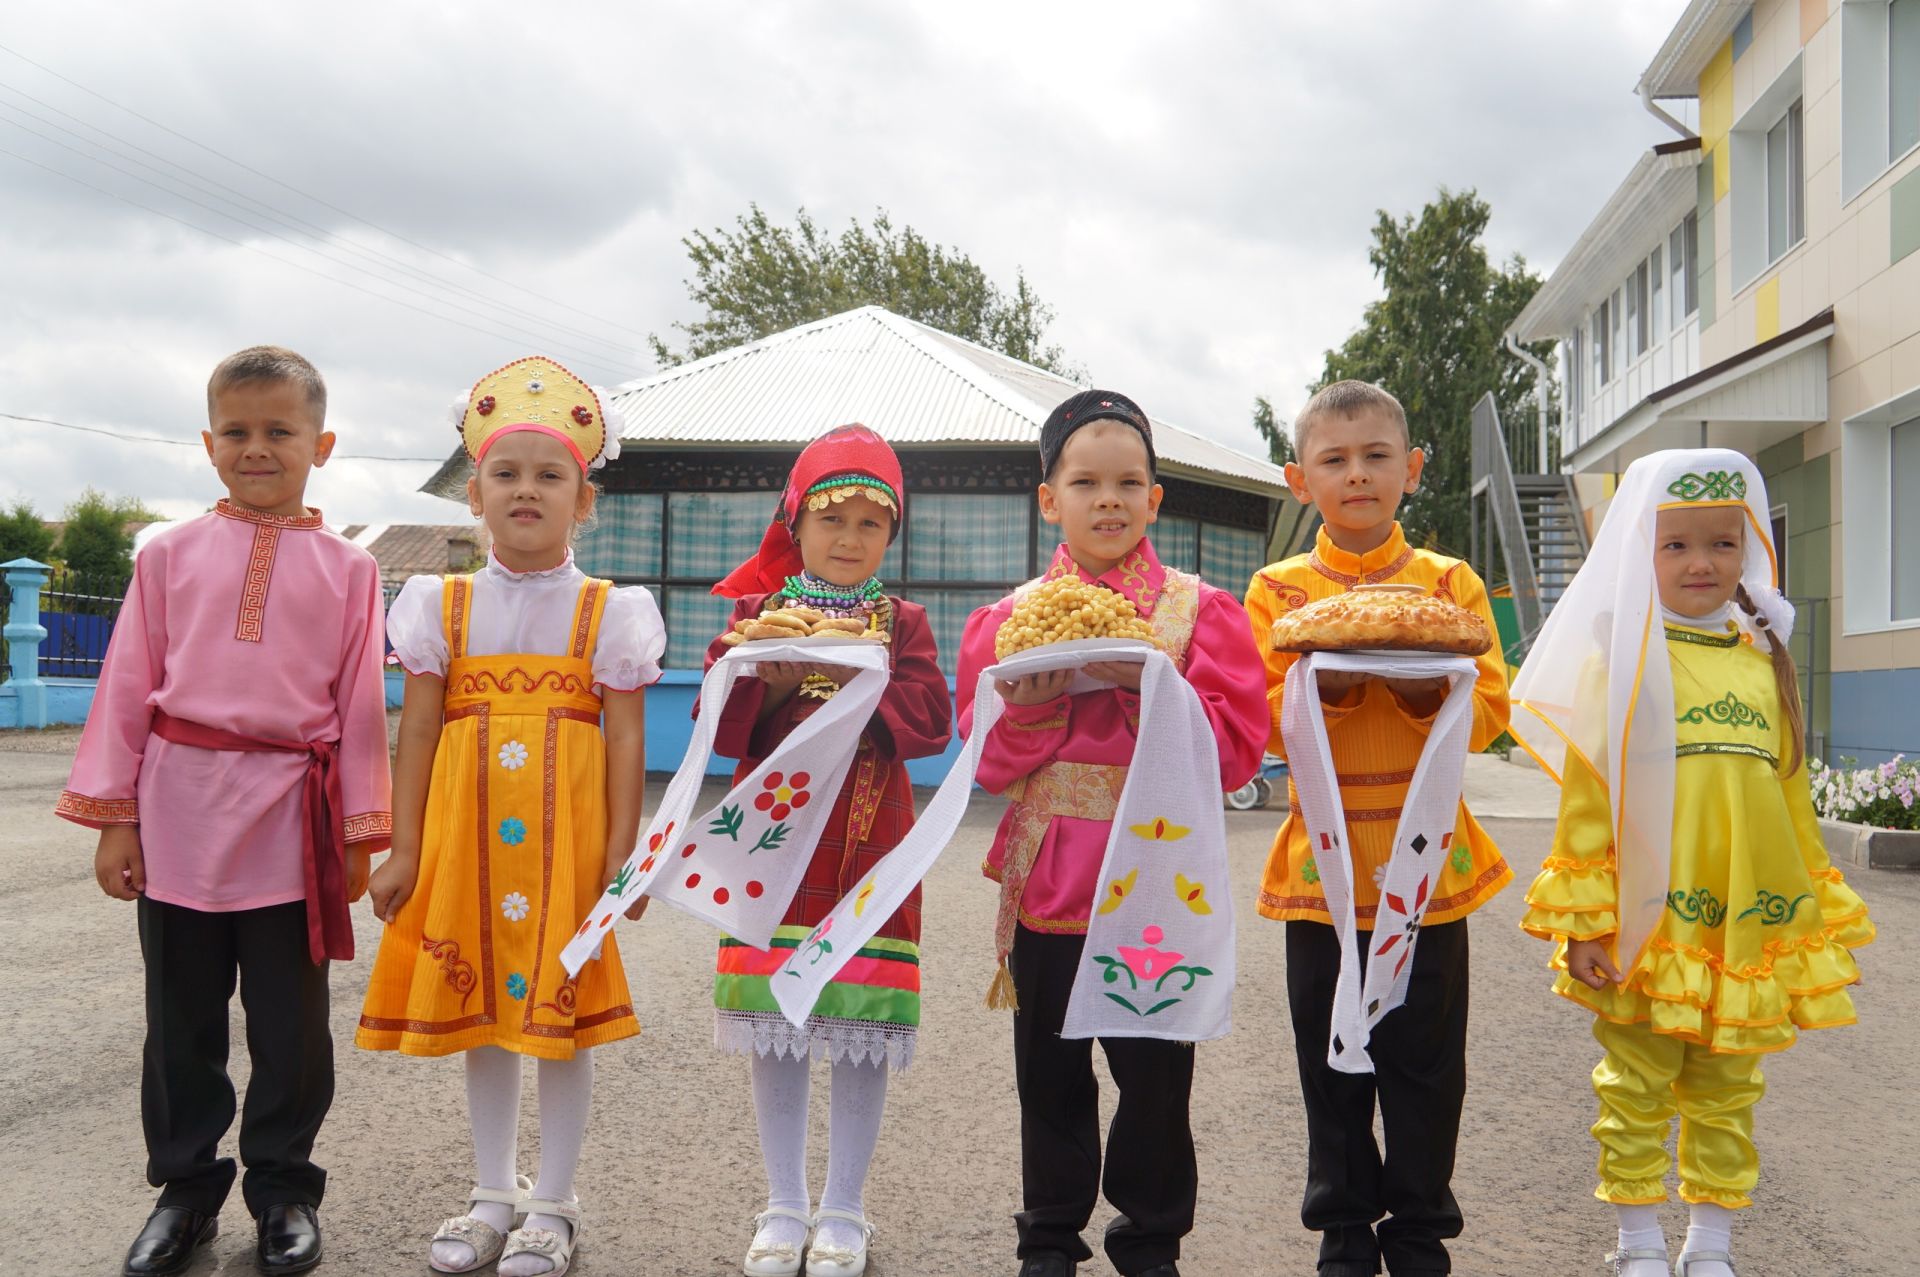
xmin=594 ymin=585 xmax=667 ymax=691
xmin=385 ymin=575 xmax=449 ymax=677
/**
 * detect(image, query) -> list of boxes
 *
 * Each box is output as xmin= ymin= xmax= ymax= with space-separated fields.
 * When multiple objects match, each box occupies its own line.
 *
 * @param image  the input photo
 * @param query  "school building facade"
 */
xmin=1509 ymin=0 xmax=1920 ymax=764
xmin=423 ymin=305 xmax=1300 ymax=778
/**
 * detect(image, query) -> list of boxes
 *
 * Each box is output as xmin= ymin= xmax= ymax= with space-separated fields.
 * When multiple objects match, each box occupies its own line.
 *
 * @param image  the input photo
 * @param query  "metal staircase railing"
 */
xmin=1469 ymin=392 xmax=1542 ymax=643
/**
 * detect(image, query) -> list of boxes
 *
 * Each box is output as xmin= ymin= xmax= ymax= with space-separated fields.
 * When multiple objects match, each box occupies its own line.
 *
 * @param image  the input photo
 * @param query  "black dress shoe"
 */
xmin=1017 ymin=1252 xmax=1077 ymax=1277
xmin=254 ymin=1203 xmax=322 ymax=1274
xmin=123 ymin=1206 xmax=218 ymax=1277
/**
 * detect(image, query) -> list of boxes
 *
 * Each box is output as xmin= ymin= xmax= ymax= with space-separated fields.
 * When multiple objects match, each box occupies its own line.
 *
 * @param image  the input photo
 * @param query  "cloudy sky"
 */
xmin=0 ymin=1 xmax=1692 ymax=527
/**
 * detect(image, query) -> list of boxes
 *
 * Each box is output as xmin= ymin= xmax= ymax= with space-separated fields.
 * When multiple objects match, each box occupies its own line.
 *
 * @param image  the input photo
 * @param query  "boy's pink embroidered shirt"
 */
xmin=956 ymin=538 xmax=1268 ymax=932
xmin=57 ymin=502 xmax=394 ymax=912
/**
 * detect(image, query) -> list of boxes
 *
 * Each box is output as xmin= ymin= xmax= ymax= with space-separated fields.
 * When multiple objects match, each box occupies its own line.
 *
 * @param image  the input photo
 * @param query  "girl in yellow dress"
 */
xmin=1509 ymin=448 xmax=1871 ymax=1277
xmin=357 ymin=358 xmax=664 ymax=1277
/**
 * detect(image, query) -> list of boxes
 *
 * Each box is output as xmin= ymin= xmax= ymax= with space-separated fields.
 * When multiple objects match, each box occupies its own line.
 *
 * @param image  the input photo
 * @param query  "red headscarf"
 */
xmin=712 ymin=424 xmax=905 ymax=598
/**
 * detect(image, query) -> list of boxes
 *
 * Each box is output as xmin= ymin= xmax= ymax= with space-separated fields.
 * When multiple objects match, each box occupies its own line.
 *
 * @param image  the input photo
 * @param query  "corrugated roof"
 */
xmin=421 ymin=306 xmax=1287 ymax=498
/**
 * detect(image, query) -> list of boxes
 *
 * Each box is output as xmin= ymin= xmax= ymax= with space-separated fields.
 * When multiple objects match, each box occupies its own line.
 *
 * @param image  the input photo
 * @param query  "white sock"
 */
xmin=751 ymin=1050 xmax=813 ymax=1250
xmin=814 ymin=1057 xmax=888 ymax=1251
xmin=432 ymin=1047 xmax=523 ymax=1270
xmin=499 ymin=1051 xmax=595 ymax=1277
xmin=1612 ymin=1203 xmax=1666 ymax=1273
xmin=1680 ymin=1203 xmax=1735 ymax=1276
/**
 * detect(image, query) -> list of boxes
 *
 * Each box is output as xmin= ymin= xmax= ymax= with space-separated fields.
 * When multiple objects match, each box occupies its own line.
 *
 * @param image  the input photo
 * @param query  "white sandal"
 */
xmin=805 ymin=1207 xmax=873 ymax=1277
xmin=429 ymin=1174 xmax=533 ymax=1273
xmin=500 ymin=1195 xmax=582 ymax=1277
xmin=1673 ymin=1252 xmax=1737 ymax=1276
xmin=1603 ymin=1248 xmax=1669 ymax=1275
xmin=743 ymin=1206 xmax=814 ymax=1277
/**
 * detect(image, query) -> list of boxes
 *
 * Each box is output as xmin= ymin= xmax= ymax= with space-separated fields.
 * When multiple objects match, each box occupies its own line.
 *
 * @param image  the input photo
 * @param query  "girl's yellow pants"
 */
xmin=1589 ymin=1018 xmax=1764 ymax=1209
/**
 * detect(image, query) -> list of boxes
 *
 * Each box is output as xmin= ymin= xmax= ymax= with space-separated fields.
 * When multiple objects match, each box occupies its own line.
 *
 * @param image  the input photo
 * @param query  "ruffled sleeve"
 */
xmin=1781 ymin=761 xmax=1876 ymax=951
xmin=593 ymin=585 xmax=666 ymax=691
xmin=385 ymin=575 xmax=447 ymax=678
xmin=1520 ymin=749 xmax=1619 ymax=942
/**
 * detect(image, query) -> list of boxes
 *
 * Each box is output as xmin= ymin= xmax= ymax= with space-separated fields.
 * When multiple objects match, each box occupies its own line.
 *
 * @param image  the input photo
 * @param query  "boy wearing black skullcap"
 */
xmin=954 ymin=390 xmax=1270 ymax=1277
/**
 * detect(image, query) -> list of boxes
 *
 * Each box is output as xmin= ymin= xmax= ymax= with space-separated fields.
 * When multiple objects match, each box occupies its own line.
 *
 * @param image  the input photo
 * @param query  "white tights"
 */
xmin=749 ymin=1052 xmax=890 ymax=1251
xmin=430 ymin=1046 xmax=595 ymax=1276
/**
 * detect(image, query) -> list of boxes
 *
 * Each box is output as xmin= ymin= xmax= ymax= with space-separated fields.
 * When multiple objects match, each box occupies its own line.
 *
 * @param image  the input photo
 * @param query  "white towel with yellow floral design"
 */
xmin=774 ymin=638 xmax=1236 ymax=1042
xmin=1282 ymin=650 xmax=1477 ymax=1073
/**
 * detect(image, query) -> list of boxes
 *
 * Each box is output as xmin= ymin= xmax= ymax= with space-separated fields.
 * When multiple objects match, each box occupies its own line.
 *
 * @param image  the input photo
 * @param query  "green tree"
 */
xmin=1250 ymin=395 xmax=1294 ymax=467
xmin=650 ymin=204 xmax=1079 ymax=376
xmin=57 ymin=489 xmax=146 ymax=587
xmin=1309 ymin=188 xmax=1549 ymax=556
xmin=0 ymin=501 xmax=55 ymax=563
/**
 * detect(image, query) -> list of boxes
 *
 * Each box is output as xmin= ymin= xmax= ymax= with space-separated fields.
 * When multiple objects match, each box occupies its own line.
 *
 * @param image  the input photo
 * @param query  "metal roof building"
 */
xmin=425 ymin=305 xmax=1296 ymax=674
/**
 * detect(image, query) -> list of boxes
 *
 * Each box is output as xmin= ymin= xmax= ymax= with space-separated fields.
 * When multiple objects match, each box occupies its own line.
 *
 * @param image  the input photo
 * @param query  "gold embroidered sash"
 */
xmin=994 ymin=761 xmax=1130 ymax=963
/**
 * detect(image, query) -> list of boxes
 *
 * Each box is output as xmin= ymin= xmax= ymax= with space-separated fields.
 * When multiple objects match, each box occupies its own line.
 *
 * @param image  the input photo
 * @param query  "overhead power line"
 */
xmin=2 ymin=410 xmax=450 ymax=462
xmin=0 ymin=83 xmax=646 ymax=362
xmin=0 ymin=41 xmax=655 ymax=342
xmin=0 ymin=117 xmax=641 ymax=378
xmin=0 ymin=143 xmax=641 ymax=384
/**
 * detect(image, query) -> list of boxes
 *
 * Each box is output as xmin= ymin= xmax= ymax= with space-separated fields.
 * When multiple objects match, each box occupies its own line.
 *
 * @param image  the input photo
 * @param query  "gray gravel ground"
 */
xmin=3 ymin=737 xmax=1915 ymax=1276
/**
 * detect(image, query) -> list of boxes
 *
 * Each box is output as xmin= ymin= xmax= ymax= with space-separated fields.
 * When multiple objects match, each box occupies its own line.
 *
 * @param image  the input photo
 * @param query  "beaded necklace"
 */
xmin=782 ymin=570 xmax=884 ymax=618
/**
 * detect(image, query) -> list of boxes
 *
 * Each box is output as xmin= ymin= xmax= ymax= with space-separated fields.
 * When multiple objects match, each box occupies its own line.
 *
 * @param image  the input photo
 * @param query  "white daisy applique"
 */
xmin=498 ymin=740 xmax=529 ymax=771
xmin=501 ymin=891 xmax=530 ymax=922
xmin=1372 ymin=862 xmax=1389 ymax=888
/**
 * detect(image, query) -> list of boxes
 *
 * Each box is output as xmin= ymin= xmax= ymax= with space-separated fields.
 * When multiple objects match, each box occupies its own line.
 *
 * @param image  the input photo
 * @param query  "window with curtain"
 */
xmin=1894 ymin=417 xmax=1920 ymax=619
xmin=1767 ymin=100 xmax=1805 ymax=263
xmin=907 ymin=492 xmax=1029 ymax=580
xmin=663 ymin=586 xmax=736 ymax=671
xmin=574 ymin=493 xmax=663 ymax=579
xmin=915 ymin=588 xmax=1005 ymax=677
xmin=1198 ymin=523 xmax=1266 ymax=595
xmin=1154 ymin=515 xmax=1199 ymax=572
xmin=666 ymin=492 xmax=771 ymax=579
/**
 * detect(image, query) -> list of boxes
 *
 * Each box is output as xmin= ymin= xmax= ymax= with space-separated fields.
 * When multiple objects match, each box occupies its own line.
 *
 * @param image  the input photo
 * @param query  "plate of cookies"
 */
xmin=718 ymin=604 xmax=886 ymax=647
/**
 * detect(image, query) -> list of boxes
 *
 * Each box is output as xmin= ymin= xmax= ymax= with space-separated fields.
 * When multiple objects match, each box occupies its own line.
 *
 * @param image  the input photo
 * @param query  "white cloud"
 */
xmin=0 ymin=0 xmax=1687 ymax=525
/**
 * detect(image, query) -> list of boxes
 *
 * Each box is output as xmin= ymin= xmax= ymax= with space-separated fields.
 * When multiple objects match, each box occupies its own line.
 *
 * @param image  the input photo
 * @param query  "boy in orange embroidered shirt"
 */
xmin=57 ymin=346 xmax=393 ymax=1277
xmin=1241 ymin=380 xmax=1510 ymax=1277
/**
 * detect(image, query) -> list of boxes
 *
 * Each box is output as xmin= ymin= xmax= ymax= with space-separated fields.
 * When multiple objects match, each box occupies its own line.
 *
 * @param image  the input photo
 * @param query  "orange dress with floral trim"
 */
xmin=1244 ymin=524 xmax=1513 ymax=927
xmin=356 ymin=574 xmax=638 ymax=1060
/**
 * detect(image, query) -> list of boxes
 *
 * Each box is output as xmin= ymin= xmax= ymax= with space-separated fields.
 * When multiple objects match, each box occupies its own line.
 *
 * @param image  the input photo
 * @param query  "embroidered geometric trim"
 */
xmin=213 ymin=498 xmax=324 ymax=530
xmin=55 ymin=790 xmax=139 ymax=825
xmin=1289 ymin=801 xmax=1405 ymax=822
xmin=715 ymin=1009 xmax=915 ymax=1070
xmin=1675 ymin=741 xmax=1778 ymax=764
xmin=1665 ymin=625 xmax=1740 ymax=648
xmin=1665 ymin=470 xmax=1747 ymax=502
xmin=234 ymin=524 xmax=279 ymax=643
xmin=342 ymin=812 xmax=393 ymax=843
xmin=1309 ymin=546 xmax=1415 ymax=589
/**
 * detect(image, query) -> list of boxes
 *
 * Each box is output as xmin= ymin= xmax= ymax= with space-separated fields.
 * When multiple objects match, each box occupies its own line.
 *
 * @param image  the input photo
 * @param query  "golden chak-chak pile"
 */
xmin=993 ymin=576 xmax=1158 ymax=660
xmin=1268 ymin=584 xmax=1493 ymax=656
xmin=719 ymin=605 xmax=877 ymax=646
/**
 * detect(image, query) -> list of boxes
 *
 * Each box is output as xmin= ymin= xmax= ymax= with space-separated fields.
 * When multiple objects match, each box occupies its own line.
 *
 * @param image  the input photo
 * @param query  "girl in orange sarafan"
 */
xmin=1510 ymin=448 xmax=1872 ymax=1277
xmin=356 ymin=358 xmax=666 ymax=1277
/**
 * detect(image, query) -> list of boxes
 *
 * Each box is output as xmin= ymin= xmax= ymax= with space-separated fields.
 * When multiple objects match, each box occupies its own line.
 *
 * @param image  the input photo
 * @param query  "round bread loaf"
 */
xmin=1268 ymin=584 xmax=1492 ymax=656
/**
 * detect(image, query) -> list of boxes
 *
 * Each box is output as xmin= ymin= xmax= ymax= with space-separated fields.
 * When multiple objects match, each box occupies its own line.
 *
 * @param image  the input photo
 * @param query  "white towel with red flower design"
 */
xmin=1281 ymin=650 xmax=1478 ymax=1073
xmin=773 ymin=638 xmax=1236 ymax=1042
xmin=561 ymin=638 xmax=889 ymax=975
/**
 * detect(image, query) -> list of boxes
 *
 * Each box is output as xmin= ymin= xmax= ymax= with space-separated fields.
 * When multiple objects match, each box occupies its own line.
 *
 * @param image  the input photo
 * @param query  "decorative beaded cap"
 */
xmin=455 ymin=355 xmax=620 ymax=471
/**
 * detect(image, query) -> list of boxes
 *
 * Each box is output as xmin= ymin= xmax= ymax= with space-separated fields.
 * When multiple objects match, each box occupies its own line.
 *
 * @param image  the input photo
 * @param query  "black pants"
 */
xmin=139 ymin=897 xmax=334 ymax=1218
xmin=1286 ymin=919 xmax=1469 ymax=1277
xmin=1010 ymin=926 xmax=1196 ymax=1275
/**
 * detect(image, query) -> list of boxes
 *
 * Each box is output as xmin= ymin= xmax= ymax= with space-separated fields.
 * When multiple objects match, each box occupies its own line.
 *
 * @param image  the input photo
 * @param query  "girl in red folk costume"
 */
xmin=703 ymin=425 xmax=951 ymax=1277
xmin=356 ymin=358 xmax=666 ymax=1277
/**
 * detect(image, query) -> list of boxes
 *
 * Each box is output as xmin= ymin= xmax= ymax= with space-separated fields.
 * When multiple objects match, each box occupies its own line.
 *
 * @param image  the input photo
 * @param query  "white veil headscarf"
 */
xmin=1509 ymin=448 xmax=1793 ymax=973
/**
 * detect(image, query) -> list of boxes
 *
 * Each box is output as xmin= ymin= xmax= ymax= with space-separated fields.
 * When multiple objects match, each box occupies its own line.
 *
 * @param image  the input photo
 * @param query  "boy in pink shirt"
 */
xmin=956 ymin=390 xmax=1268 ymax=1277
xmin=57 ymin=346 xmax=392 ymax=1277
